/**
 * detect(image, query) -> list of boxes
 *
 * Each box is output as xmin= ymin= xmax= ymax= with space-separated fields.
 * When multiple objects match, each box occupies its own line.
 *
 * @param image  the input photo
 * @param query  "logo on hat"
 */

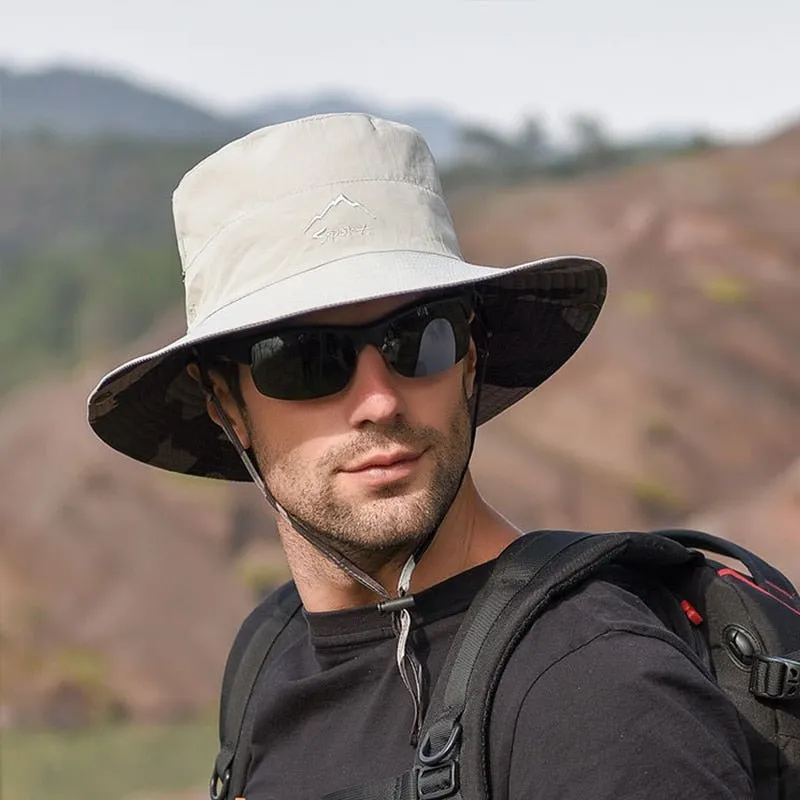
xmin=304 ymin=193 xmax=376 ymax=242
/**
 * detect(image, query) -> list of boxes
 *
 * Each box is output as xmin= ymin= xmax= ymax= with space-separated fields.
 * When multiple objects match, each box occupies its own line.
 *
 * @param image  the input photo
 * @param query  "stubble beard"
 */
xmin=247 ymin=392 xmax=473 ymax=574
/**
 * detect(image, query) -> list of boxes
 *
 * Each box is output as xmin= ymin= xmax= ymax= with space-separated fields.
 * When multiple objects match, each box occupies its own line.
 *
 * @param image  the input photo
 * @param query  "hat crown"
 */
xmin=172 ymin=114 xmax=461 ymax=328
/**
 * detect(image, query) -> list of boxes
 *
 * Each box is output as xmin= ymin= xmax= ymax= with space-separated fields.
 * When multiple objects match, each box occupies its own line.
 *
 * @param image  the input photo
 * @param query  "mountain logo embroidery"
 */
xmin=304 ymin=193 xmax=376 ymax=242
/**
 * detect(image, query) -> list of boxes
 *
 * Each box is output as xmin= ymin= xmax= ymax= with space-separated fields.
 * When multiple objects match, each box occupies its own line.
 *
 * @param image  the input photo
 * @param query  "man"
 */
xmin=88 ymin=114 xmax=753 ymax=798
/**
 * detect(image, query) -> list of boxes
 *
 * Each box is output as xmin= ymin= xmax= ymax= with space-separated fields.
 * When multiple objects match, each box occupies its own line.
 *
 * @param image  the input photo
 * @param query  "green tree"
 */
xmin=569 ymin=113 xmax=615 ymax=168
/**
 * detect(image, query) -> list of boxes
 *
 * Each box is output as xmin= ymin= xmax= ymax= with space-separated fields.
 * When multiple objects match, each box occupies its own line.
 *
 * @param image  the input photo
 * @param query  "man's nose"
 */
xmin=344 ymin=345 xmax=406 ymax=427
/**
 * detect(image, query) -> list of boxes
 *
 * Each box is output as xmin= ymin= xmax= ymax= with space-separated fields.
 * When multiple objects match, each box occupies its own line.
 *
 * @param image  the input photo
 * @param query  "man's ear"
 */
xmin=186 ymin=362 xmax=251 ymax=449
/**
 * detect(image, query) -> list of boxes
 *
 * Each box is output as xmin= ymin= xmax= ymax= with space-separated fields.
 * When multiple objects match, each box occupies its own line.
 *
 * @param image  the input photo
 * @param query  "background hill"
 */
xmin=0 ymin=136 xmax=210 ymax=390
xmin=0 ymin=67 xmax=242 ymax=141
xmin=0 ymin=64 xmax=718 ymax=170
xmin=1 ymin=113 xmax=799 ymax=731
xmin=0 ymin=65 xmax=466 ymax=162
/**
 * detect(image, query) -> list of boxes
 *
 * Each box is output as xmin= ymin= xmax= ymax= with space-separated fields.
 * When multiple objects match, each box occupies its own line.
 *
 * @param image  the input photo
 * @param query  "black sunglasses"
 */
xmin=215 ymin=295 xmax=474 ymax=401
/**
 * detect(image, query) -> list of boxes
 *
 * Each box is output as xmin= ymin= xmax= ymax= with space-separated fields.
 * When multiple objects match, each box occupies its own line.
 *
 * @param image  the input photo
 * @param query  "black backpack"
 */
xmin=210 ymin=529 xmax=800 ymax=800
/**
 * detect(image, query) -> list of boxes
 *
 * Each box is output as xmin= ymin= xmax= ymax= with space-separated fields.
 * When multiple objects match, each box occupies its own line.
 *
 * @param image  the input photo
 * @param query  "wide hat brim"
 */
xmin=87 ymin=250 xmax=606 ymax=481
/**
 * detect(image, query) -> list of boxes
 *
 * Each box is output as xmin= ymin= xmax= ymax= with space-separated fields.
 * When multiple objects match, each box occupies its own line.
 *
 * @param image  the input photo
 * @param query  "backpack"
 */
xmin=210 ymin=529 xmax=800 ymax=800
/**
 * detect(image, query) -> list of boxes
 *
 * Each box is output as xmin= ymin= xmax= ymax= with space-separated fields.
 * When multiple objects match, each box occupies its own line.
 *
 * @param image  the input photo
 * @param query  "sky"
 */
xmin=2 ymin=0 xmax=798 ymax=140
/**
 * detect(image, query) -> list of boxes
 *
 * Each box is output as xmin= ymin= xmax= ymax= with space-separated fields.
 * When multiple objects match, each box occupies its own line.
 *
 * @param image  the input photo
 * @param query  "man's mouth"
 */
xmin=340 ymin=449 xmax=426 ymax=486
xmin=343 ymin=449 xmax=423 ymax=472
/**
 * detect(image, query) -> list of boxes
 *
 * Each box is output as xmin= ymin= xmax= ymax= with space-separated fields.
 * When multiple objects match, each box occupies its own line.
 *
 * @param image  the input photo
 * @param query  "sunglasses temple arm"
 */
xmin=192 ymin=358 xmax=270 ymax=490
xmin=191 ymin=356 xmax=392 ymax=602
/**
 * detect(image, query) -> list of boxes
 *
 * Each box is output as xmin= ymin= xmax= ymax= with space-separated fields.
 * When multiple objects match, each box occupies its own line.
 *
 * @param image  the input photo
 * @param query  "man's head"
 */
xmin=199 ymin=291 xmax=481 ymax=570
xmin=87 ymin=113 xmax=606 ymax=511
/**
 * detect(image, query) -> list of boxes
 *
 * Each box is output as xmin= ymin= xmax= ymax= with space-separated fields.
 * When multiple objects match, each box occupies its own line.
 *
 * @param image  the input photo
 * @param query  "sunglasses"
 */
xmin=215 ymin=295 xmax=474 ymax=401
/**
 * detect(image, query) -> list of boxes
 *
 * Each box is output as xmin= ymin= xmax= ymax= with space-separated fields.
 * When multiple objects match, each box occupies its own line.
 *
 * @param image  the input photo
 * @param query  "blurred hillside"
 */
xmin=0 ymin=136 xmax=212 ymax=389
xmin=0 ymin=89 xmax=715 ymax=394
xmin=0 ymin=66 xmax=241 ymax=141
xmin=0 ymin=65 xmax=464 ymax=161
xmin=0 ymin=87 xmax=799 ymax=730
xmin=3 ymin=64 xmax=708 ymax=171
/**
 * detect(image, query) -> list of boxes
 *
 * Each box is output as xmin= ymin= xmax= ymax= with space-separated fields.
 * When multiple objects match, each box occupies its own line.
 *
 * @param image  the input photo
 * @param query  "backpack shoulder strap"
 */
xmin=211 ymin=580 xmax=304 ymax=800
xmin=412 ymin=530 xmax=698 ymax=800
xmin=324 ymin=529 xmax=699 ymax=800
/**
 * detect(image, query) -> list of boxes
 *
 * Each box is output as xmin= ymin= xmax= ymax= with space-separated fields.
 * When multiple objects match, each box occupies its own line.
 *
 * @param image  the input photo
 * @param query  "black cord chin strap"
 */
xmin=194 ymin=356 xmax=391 ymax=601
xmin=404 ymin=335 xmax=490 ymax=577
xmin=376 ymin=322 xmax=491 ymax=745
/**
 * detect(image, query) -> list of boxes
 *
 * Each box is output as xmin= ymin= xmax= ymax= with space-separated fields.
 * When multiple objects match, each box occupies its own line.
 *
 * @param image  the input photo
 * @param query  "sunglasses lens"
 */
xmin=388 ymin=301 xmax=470 ymax=378
xmin=415 ymin=317 xmax=458 ymax=376
xmin=250 ymin=332 xmax=355 ymax=400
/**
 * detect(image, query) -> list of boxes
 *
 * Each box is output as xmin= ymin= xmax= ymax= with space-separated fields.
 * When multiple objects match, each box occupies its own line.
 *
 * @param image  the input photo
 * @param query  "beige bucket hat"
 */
xmin=87 ymin=113 xmax=607 ymax=481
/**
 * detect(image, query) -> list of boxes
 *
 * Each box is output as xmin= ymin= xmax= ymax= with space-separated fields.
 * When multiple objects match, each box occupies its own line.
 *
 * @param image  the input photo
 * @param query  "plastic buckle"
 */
xmin=752 ymin=655 xmax=800 ymax=700
xmin=416 ymin=721 xmax=462 ymax=799
xmin=418 ymin=722 xmax=462 ymax=766
xmin=210 ymin=767 xmax=231 ymax=800
xmin=416 ymin=761 xmax=459 ymax=800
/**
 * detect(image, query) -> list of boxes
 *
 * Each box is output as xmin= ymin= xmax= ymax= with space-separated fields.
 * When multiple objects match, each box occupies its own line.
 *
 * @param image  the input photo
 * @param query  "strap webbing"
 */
xmin=323 ymin=772 xmax=415 ymax=800
xmin=212 ymin=581 xmax=303 ymax=800
xmin=751 ymin=652 xmax=800 ymax=701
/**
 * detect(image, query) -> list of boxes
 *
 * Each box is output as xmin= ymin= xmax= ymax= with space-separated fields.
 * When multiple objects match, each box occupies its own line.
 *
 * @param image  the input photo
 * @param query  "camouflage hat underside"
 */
xmin=88 ymin=257 xmax=606 ymax=481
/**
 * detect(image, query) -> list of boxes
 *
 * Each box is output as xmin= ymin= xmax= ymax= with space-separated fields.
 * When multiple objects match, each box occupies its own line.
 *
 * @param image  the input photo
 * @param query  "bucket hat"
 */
xmin=87 ymin=113 xmax=607 ymax=481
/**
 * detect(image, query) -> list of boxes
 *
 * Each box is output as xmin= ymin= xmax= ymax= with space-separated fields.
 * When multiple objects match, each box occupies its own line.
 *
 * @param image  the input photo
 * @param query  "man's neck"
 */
xmin=279 ymin=474 xmax=521 ymax=613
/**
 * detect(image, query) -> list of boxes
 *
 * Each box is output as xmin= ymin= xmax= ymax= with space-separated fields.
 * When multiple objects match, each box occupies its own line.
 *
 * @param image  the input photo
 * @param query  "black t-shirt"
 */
xmin=244 ymin=559 xmax=755 ymax=799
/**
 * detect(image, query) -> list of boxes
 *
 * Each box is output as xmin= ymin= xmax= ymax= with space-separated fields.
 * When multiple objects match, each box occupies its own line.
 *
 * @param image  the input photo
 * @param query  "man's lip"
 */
xmin=342 ymin=450 xmax=423 ymax=472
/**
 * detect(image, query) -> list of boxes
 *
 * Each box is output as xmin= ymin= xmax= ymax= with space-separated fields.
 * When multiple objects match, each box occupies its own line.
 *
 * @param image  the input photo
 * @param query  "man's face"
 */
xmin=232 ymin=293 xmax=477 ymax=568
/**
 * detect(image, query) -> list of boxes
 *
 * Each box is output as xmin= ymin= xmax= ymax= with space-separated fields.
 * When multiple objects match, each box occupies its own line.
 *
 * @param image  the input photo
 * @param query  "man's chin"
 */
xmin=339 ymin=486 xmax=432 ymax=528
xmin=344 ymin=476 xmax=427 ymax=505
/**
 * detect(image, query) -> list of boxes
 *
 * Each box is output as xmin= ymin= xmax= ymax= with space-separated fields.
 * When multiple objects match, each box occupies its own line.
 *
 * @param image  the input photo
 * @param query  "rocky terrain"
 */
xmin=1 ymin=123 xmax=798 ymax=728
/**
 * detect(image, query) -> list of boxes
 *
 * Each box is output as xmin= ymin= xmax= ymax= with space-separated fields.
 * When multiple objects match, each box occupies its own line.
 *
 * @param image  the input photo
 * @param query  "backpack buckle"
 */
xmin=416 ymin=721 xmax=462 ymax=799
xmin=416 ymin=762 xmax=459 ymax=800
xmin=751 ymin=655 xmax=800 ymax=701
xmin=210 ymin=767 xmax=231 ymax=800
xmin=418 ymin=721 xmax=462 ymax=766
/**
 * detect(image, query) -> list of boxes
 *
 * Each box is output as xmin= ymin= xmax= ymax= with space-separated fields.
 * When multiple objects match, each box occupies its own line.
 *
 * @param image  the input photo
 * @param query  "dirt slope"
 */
xmin=0 ymin=340 xmax=283 ymax=724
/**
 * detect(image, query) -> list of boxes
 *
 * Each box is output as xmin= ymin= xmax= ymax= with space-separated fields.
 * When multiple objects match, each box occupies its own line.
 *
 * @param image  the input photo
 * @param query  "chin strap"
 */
xmin=194 ymin=354 xmax=391 ymax=602
xmin=388 ymin=304 xmax=491 ymax=615
xmin=193 ymin=317 xmax=490 ymax=745
xmin=391 ymin=555 xmax=425 ymax=744
xmin=390 ymin=332 xmax=489 ymax=743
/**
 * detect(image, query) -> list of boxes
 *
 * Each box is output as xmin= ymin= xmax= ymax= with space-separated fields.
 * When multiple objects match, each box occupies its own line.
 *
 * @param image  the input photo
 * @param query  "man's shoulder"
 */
xmin=498 ymin=572 xmax=703 ymax=683
xmin=486 ymin=575 xmax=754 ymax=799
